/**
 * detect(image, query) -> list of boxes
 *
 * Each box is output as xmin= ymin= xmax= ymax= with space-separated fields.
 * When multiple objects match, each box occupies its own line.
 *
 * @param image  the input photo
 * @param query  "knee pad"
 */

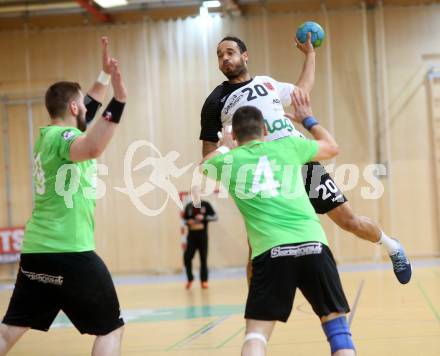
xmin=244 ymin=332 xmax=267 ymax=346
xmin=322 ymin=316 xmax=355 ymax=353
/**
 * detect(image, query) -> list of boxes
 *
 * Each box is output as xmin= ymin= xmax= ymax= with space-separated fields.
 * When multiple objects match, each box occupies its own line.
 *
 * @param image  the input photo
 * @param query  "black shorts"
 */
xmin=245 ymin=242 xmax=350 ymax=322
xmin=302 ymin=162 xmax=347 ymax=214
xmin=2 ymin=251 xmax=124 ymax=335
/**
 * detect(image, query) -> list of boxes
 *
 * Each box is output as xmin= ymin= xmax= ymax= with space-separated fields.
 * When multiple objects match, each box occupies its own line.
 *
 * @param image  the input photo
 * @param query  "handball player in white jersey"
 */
xmin=199 ymin=35 xmax=411 ymax=284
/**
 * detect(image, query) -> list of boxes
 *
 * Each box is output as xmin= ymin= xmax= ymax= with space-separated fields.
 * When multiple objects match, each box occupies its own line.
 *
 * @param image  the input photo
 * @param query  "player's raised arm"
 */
xmin=70 ymin=59 xmax=127 ymax=162
xmin=294 ymin=32 xmax=315 ymax=95
xmin=286 ymin=89 xmax=339 ymax=161
xmin=84 ymin=36 xmax=112 ymax=124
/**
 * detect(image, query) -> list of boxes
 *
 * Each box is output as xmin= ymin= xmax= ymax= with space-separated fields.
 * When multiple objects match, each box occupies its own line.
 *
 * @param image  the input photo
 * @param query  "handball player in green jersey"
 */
xmin=202 ymin=89 xmax=356 ymax=356
xmin=0 ymin=37 xmax=127 ymax=356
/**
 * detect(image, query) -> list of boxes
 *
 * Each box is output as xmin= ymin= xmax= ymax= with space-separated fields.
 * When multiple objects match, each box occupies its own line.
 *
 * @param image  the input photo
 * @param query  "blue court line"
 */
xmin=112 ymin=258 xmax=439 ymax=287
xmin=165 ymin=318 xmax=218 ymax=351
xmin=0 ymin=259 xmax=438 ymax=291
xmin=166 ymin=315 xmax=230 ymax=351
xmin=348 ymin=279 xmax=364 ymax=327
xmin=215 ymin=326 xmax=245 ymax=349
xmin=114 ymin=258 xmax=440 ymax=285
xmin=416 ymin=280 xmax=440 ymax=324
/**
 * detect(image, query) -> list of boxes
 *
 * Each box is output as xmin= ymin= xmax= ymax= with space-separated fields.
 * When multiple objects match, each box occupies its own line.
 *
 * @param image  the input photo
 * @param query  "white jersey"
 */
xmin=220 ymin=76 xmax=304 ymax=141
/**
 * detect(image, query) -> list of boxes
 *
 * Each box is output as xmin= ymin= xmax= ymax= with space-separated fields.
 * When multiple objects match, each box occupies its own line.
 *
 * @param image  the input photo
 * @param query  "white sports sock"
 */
xmin=378 ymin=231 xmax=400 ymax=255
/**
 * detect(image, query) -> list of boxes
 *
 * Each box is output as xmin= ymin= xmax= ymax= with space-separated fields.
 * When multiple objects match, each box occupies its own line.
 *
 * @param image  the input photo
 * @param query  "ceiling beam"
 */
xmin=75 ymin=0 xmax=111 ymax=22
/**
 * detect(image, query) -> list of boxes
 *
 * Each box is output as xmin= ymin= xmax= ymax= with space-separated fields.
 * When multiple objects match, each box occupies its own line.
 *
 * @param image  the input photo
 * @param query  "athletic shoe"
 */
xmin=389 ymin=239 xmax=412 ymax=284
xmin=185 ymin=281 xmax=193 ymax=290
xmin=201 ymin=281 xmax=209 ymax=289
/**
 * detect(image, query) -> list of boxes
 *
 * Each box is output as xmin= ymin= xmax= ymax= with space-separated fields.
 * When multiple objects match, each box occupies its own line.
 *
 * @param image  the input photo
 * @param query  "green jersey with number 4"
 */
xmin=203 ymin=136 xmax=326 ymax=259
xmin=23 ymin=126 xmax=96 ymax=253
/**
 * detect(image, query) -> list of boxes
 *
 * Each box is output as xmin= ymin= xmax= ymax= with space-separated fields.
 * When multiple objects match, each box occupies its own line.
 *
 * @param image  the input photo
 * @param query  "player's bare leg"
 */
xmin=0 ymin=324 xmax=28 ymax=355
xmin=241 ymin=319 xmax=275 ymax=356
xmin=326 ymin=202 xmax=380 ymax=243
xmin=92 ymin=326 xmax=124 ymax=356
xmin=327 ymin=202 xmax=411 ymax=284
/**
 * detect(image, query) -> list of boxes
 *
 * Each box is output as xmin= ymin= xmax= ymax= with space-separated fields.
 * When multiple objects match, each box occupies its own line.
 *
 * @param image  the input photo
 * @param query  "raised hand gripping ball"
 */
xmin=296 ymin=21 xmax=325 ymax=48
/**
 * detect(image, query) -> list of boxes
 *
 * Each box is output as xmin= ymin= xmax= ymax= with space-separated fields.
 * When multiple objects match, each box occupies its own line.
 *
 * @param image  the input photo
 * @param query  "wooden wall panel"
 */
xmin=0 ymin=5 xmax=438 ymax=275
xmin=0 ymin=104 xmax=6 ymax=229
xmin=384 ymin=5 xmax=440 ymax=255
xmin=6 ymin=105 xmax=33 ymax=226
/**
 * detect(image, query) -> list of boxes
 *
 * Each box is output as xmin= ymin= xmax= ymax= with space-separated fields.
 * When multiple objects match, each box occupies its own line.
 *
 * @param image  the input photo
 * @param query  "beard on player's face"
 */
xmin=221 ymin=57 xmax=248 ymax=80
xmin=76 ymin=109 xmax=87 ymax=132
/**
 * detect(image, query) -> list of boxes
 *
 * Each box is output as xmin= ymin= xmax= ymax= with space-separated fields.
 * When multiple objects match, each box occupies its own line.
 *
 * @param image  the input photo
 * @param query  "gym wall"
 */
xmin=0 ymin=3 xmax=439 ymax=275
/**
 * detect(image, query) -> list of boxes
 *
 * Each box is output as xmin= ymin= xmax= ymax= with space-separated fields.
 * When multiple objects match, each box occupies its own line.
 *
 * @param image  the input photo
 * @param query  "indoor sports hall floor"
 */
xmin=0 ymin=259 xmax=439 ymax=355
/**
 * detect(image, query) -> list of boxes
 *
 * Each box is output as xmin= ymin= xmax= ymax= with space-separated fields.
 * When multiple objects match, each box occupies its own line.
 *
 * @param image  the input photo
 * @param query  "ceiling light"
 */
xmin=94 ymin=0 xmax=128 ymax=8
xmin=202 ymin=1 xmax=221 ymax=8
